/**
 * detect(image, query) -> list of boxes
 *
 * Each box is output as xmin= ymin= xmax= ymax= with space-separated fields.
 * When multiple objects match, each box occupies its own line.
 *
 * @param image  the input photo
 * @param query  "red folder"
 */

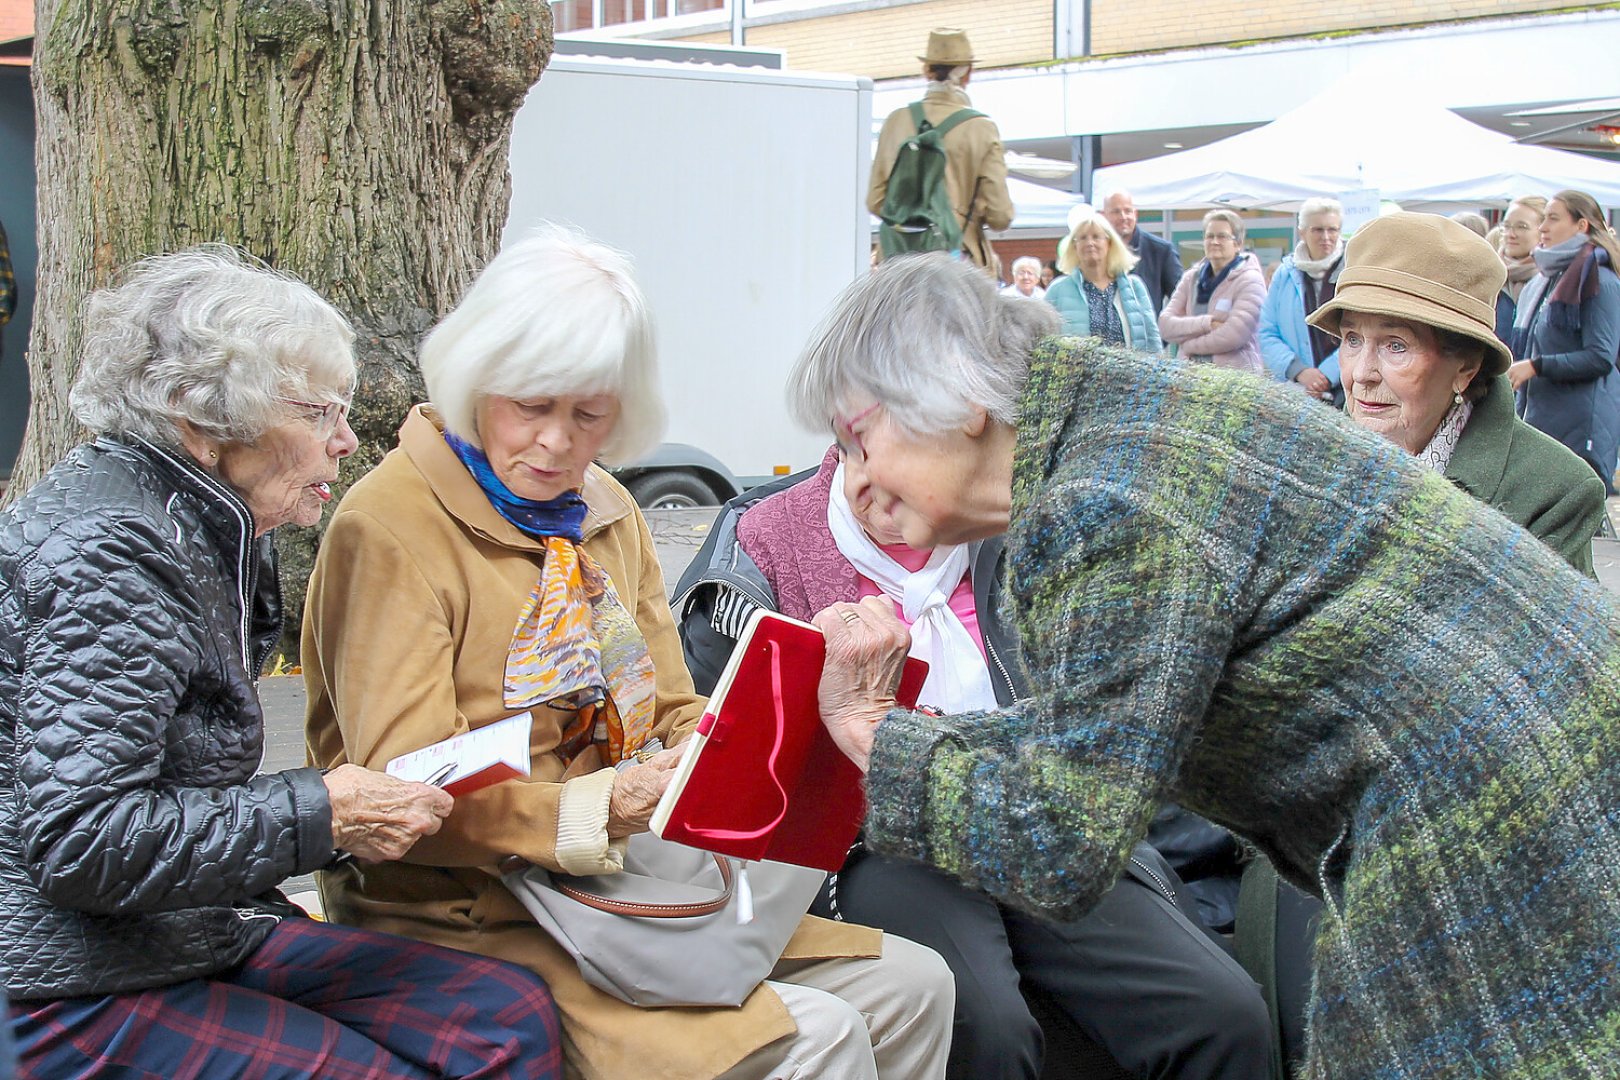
xmin=651 ymin=610 xmax=927 ymax=872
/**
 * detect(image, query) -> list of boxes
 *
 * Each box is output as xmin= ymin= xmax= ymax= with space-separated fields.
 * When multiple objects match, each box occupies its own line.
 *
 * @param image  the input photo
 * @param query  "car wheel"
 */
xmin=627 ymin=471 xmax=718 ymax=510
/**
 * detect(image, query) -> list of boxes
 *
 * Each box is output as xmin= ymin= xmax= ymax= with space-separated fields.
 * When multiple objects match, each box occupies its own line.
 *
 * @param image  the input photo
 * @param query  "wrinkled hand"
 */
xmin=1295 ymin=367 xmax=1332 ymax=396
xmin=607 ymin=747 xmax=684 ymax=838
xmin=1508 ymin=359 xmax=1537 ymax=390
xmin=813 ymin=596 xmax=912 ymax=774
xmin=324 ymin=764 xmax=454 ymax=862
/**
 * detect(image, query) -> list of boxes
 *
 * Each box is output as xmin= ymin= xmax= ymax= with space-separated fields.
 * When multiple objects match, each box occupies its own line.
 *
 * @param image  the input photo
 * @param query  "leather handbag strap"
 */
xmin=554 ymin=854 xmax=736 ymax=919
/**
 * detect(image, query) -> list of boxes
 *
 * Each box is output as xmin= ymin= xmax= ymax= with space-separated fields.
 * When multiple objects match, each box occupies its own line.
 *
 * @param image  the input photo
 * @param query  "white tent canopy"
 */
xmin=1092 ymin=69 xmax=1620 ymax=211
xmin=1005 ymin=175 xmax=1085 ymax=230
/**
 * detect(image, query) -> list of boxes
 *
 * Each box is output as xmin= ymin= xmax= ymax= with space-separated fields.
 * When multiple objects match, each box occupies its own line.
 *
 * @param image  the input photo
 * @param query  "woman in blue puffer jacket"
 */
xmin=1046 ymin=208 xmax=1162 ymax=354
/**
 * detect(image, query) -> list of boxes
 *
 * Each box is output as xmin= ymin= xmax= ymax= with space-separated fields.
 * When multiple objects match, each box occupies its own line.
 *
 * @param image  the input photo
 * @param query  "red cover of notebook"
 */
xmin=650 ymin=610 xmax=927 ymax=872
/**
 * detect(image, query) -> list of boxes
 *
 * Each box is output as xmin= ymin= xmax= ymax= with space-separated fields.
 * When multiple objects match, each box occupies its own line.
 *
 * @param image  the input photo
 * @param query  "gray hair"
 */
xmin=418 ymin=224 xmax=666 ymax=466
xmin=1010 ymin=256 xmax=1042 ymax=275
xmin=1204 ymin=208 xmax=1247 ymax=245
xmin=1298 ymin=197 xmax=1343 ymax=226
xmin=1449 ymin=211 xmax=1490 ymax=239
xmin=70 ymin=245 xmax=355 ymax=445
xmin=788 ymin=255 xmax=1060 ymax=436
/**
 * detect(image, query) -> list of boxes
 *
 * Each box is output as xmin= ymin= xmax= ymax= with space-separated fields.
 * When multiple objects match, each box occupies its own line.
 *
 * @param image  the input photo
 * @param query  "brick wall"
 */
xmin=991 ymin=236 xmax=1066 ymax=280
xmin=674 ymin=0 xmax=1052 ymax=78
xmin=1090 ymin=0 xmax=1581 ymax=54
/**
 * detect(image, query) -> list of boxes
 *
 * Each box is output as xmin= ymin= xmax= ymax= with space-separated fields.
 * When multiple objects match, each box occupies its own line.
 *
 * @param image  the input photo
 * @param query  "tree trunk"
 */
xmin=17 ymin=0 xmax=552 ymax=659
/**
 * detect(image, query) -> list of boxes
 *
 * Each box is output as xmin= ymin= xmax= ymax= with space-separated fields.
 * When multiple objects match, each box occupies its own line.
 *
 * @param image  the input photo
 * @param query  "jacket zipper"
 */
xmin=234 ymin=907 xmax=282 ymax=926
xmin=130 ymin=436 xmax=259 ymax=673
xmin=1129 ymin=854 xmax=1178 ymax=906
xmin=985 ymin=635 xmax=1020 ymax=704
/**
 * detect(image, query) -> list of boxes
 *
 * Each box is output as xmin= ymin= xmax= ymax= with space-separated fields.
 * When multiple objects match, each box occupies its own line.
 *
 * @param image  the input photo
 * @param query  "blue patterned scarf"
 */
xmin=444 ymin=429 xmax=656 ymax=765
xmin=1195 ymin=255 xmax=1241 ymax=305
xmin=444 ymin=431 xmax=587 ymax=541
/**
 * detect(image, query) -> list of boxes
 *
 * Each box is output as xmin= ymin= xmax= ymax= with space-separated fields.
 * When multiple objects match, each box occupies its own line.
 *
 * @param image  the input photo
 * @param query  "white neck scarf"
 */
xmin=826 ymin=464 xmax=999 ymax=712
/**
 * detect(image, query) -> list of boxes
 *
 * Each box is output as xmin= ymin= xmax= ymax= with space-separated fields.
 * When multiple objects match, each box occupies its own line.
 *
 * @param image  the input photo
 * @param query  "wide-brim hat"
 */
xmin=919 ymin=28 xmax=974 ymax=65
xmin=1307 ymin=211 xmax=1512 ymax=378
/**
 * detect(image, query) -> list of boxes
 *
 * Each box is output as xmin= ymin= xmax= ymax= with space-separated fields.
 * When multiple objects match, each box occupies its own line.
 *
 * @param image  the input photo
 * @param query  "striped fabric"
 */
xmin=864 ymin=335 xmax=1620 ymax=1079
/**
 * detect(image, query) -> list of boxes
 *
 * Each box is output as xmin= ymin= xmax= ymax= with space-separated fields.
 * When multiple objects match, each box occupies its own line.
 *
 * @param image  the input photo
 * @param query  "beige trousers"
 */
xmin=719 ymin=933 xmax=955 ymax=1080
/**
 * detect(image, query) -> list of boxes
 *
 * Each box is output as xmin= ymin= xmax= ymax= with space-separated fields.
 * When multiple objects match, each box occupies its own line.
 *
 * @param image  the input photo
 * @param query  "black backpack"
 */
xmin=877 ymin=102 xmax=983 ymax=259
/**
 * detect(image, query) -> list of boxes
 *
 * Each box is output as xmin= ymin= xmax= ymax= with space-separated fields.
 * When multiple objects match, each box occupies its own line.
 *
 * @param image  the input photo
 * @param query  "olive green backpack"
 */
xmin=877 ymin=103 xmax=982 ymax=258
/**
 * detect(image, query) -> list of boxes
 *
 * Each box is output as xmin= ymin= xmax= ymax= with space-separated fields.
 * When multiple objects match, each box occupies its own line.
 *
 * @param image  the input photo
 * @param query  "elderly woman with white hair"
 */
xmin=302 ymin=226 xmax=953 ymax=1080
xmin=1 ymin=247 xmax=562 ymax=1078
xmin=1045 ymin=209 xmax=1161 ymax=352
xmin=1260 ymin=197 xmax=1346 ymax=402
xmin=1000 ymin=256 xmax=1046 ymax=300
xmin=792 ymin=253 xmax=1620 ymax=1080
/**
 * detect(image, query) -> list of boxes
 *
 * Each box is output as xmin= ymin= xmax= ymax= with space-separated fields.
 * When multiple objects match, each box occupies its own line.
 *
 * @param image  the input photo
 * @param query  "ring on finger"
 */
xmin=839 ymin=610 xmax=860 ymax=625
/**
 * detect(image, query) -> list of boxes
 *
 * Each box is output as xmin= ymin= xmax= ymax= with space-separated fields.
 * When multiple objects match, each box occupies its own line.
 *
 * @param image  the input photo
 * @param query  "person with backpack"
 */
xmin=868 ymin=28 xmax=1013 ymax=275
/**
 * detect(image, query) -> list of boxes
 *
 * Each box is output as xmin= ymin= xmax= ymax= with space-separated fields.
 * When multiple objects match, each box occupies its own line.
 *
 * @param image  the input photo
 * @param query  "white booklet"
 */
xmin=385 ymin=712 xmax=533 ymax=796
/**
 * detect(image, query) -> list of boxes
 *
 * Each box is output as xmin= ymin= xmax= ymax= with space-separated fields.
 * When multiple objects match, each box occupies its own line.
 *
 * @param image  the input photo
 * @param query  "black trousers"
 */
xmin=812 ymin=847 xmax=1273 ymax=1080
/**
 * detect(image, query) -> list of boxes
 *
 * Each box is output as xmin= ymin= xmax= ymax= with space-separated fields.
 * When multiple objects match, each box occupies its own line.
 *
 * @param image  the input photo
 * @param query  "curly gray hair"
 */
xmin=788 ymin=254 xmax=1060 ymax=436
xmin=69 ymin=245 xmax=355 ymax=446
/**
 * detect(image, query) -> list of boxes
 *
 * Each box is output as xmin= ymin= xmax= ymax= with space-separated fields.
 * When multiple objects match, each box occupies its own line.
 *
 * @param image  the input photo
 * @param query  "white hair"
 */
xmin=70 ymin=245 xmax=354 ymax=445
xmin=418 ymin=224 xmax=665 ymax=465
xmin=1298 ymin=197 xmax=1343 ymax=226
xmin=1010 ymin=256 xmax=1042 ymax=275
xmin=788 ymin=254 xmax=1060 ymax=436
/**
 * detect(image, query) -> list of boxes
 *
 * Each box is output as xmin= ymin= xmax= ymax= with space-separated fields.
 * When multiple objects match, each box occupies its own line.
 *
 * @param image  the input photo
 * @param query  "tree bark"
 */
xmin=18 ymin=0 xmax=551 ymax=658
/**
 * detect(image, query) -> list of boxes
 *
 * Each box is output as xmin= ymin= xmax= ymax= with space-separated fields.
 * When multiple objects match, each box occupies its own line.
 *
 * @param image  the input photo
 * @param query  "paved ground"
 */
xmin=265 ymin=507 xmax=717 ymax=894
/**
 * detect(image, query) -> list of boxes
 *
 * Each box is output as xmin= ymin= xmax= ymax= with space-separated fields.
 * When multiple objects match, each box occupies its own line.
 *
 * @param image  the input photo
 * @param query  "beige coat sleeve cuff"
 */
xmin=554 ymin=768 xmax=628 ymax=876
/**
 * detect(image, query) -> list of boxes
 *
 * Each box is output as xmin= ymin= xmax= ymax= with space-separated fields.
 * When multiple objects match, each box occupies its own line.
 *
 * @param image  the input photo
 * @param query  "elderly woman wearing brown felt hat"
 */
xmin=1308 ymin=211 xmax=1607 ymax=573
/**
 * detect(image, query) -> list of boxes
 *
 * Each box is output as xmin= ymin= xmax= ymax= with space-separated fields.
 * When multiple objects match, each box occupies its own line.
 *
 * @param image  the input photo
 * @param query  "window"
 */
xmin=552 ymin=0 xmax=724 ymax=31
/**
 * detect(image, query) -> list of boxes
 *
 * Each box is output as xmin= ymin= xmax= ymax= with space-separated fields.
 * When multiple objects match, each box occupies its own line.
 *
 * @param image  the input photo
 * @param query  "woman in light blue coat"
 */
xmin=1046 ymin=209 xmax=1162 ymax=354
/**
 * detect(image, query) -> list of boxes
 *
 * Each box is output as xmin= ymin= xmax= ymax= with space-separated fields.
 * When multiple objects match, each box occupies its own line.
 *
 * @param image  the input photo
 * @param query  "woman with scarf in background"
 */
xmin=1508 ymin=188 xmax=1620 ymax=493
xmin=1498 ymin=196 xmax=1547 ymax=306
xmin=1159 ymin=209 xmax=1267 ymax=373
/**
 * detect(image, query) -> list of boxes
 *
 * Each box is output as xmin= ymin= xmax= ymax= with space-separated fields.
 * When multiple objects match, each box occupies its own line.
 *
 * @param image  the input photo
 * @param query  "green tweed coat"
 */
xmin=865 ymin=336 xmax=1620 ymax=1079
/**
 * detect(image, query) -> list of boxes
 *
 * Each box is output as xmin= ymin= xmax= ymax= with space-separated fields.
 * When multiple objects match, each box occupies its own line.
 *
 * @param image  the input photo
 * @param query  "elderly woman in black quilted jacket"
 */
xmin=0 ymin=248 xmax=561 ymax=1079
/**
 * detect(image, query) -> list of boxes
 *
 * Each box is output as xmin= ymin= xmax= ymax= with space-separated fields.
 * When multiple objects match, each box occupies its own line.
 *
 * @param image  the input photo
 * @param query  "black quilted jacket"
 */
xmin=0 ymin=436 xmax=335 ymax=999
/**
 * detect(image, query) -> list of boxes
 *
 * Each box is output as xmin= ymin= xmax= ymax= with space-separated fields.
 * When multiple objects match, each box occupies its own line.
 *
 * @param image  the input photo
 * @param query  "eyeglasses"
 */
xmin=277 ymin=396 xmax=351 ymax=438
xmin=1505 ymin=222 xmax=1537 ymax=233
xmin=835 ymin=402 xmax=882 ymax=461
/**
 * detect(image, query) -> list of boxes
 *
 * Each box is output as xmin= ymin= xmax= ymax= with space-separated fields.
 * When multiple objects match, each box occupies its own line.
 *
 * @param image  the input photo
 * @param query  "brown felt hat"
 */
xmin=1307 ymin=211 xmax=1512 ymax=377
xmin=919 ymin=28 xmax=975 ymax=65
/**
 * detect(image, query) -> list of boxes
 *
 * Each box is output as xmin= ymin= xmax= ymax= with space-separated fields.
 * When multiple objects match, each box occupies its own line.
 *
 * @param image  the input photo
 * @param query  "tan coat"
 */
xmin=303 ymin=406 xmax=879 ymax=1079
xmin=868 ymin=81 xmax=1014 ymax=275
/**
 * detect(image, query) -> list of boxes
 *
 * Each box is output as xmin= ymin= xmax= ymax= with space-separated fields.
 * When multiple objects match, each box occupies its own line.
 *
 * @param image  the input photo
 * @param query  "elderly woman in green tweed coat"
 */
xmin=794 ymin=252 xmax=1620 ymax=1079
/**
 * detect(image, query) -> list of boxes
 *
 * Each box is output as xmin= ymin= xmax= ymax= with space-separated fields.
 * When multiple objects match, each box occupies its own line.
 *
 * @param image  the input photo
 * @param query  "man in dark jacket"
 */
xmin=1103 ymin=190 xmax=1182 ymax=312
